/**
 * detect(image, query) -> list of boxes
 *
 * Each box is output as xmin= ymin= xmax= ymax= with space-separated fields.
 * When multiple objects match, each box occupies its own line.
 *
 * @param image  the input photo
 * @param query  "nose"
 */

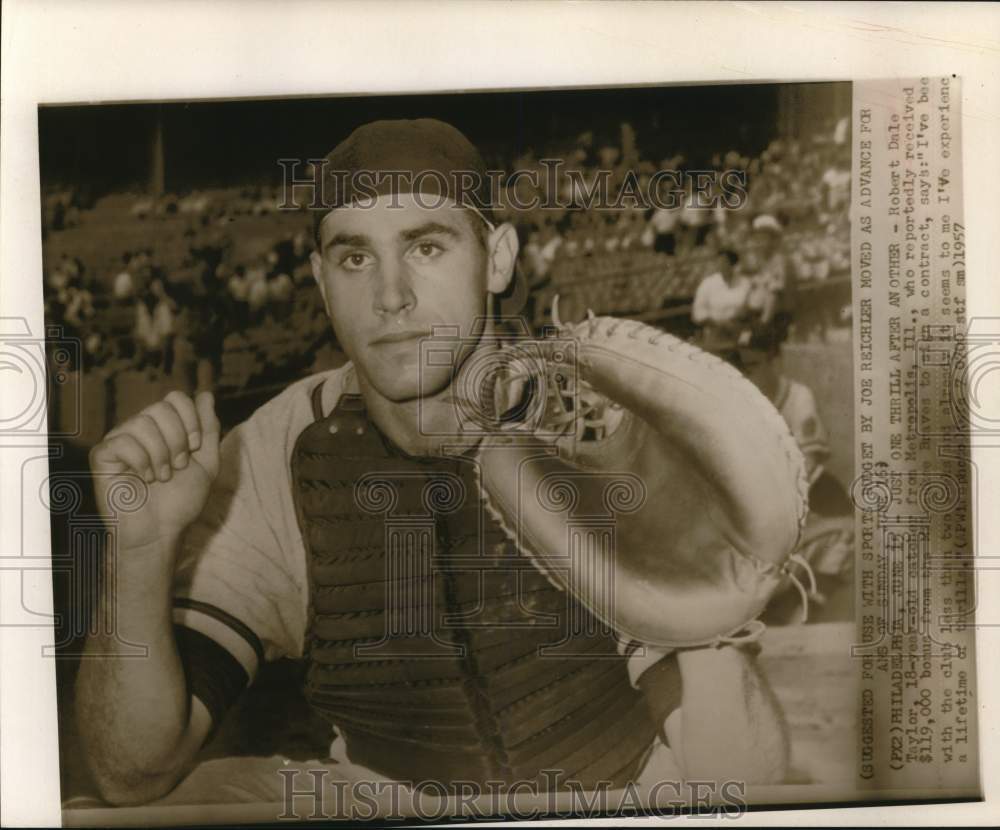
xmin=373 ymin=255 xmax=416 ymax=316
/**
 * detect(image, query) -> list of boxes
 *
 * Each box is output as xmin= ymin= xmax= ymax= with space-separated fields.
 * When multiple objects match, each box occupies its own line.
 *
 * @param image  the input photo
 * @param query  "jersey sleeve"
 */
xmin=170 ymin=375 xmax=333 ymax=684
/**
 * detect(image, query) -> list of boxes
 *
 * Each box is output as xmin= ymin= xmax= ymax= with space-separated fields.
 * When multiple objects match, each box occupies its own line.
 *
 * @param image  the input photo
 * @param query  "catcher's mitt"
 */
xmin=474 ymin=310 xmax=810 ymax=648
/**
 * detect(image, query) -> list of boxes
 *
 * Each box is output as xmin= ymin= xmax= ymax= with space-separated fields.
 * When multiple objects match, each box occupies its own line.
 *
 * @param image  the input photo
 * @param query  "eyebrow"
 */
xmin=323 ymin=232 xmax=371 ymax=253
xmin=398 ymin=222 xmax=461 ymax=243
xmin=322 ymin=221 xmax=462 ymax=254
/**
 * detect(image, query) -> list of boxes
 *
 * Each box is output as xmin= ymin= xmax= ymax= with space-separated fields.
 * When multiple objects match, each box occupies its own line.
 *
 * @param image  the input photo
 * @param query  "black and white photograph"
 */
xmin=41 ymin=81 xmax=860 ymax=817
xmin=2 ymin=2 xmax=997 ymax=827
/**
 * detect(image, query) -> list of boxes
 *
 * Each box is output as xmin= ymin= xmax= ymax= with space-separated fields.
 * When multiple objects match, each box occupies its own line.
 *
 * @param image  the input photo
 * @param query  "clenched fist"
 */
xmin=90 ymin=390 xmax=221 ymax=551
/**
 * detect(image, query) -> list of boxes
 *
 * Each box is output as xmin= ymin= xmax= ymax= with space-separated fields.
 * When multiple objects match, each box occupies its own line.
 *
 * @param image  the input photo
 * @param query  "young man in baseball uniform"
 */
xmin=78 ymin=119 xmax=789 ymax=808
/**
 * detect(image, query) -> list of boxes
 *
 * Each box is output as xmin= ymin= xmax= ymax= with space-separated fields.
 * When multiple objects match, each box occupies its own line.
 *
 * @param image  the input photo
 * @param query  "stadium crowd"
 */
xmin=43 ymin=188 xmax=327 ymax=392
xmin=42 ymin=116 xmax=851 ymax=397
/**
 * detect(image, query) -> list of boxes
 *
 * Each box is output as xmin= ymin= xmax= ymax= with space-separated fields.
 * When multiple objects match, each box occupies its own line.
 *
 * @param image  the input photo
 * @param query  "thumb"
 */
xmin=192 ymin=390 xmax=221 ymax=479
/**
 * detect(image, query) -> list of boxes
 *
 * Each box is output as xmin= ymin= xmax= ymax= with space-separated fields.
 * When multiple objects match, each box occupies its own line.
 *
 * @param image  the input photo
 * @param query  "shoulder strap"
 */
xmin=309 ymin=375 xmax=367 ymax=423
xmin=310 ymin=379 xmax=326 ymax=421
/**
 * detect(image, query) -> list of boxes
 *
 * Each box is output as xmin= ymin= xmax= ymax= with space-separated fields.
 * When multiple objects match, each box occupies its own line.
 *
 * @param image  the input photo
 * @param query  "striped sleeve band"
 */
xmin=172 ymin=597 xmax=266 ymax=682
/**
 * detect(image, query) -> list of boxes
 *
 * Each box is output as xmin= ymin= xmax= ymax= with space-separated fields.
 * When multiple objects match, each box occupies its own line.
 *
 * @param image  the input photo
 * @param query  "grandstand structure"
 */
xmin=533 ymin=230 xmax=850 ymax=332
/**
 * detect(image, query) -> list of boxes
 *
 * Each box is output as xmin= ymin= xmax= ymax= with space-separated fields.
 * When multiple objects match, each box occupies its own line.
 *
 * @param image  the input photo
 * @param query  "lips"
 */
xmin=370 ymin=329 xmax=431 ymax=346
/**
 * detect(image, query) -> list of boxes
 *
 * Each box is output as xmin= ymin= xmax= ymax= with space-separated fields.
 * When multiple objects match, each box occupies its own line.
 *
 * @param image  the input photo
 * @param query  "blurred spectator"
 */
xmin=678 ymin=177 xmax=713 ymax=253
xmin=522 ymin=224 xmax=562 ymax=286
xmin=156 ymin=194 xmax=180 ymax=216
xmin=130 ymin=197 xmax=154 ymax=220
xmin=179 ymin=191 xmax=213 ymax=216
xmin=43 ymin=189 xmax=83 ymax=231
xmin=776 ymin=376 xmax=832 ymax=489
xmin=746 ymin=349 xmax=827 ymax=482
xmin=188 ymin=270 xmax=229 ymax=393
xmin=228 ymin=265 xmax=249 ymax=302
xmin=291 ymin=230 xmax=310 ymax=262
xmin=82 ymin=332 xmax=108 ymax=371
xmin=744 ymin=214 xmax=788 ymax=328
xmin=105 ymin=290 xmax=139 ymax=364
xmin=821 ymin=149 xmax=851 ymax=213
xmin=246 ymin=256 xmax=271 ymax=321
xmin=791 ymin=232 xmax=832 ymax=283
xmin=649 ymin=203 xmax=681 ymax=255
xmin=522 ymin=229 xmax=548 ymax=283
xmin=267 ymin=272 xmax=295 ymax=320
xmin=692 ymin=249 xmax=751 ymax=346
xmin=113 ymin=253 xmax=135 ymax=301
xmin=134 ymin=279 xmax=176 ymax=373
xmin=740 ymin=345 xmax=850 ymax=517
xmin=189 ymin=223 xmax=229 ymax=280
xmin=63 ymin=283 xmax=95 ymax=331
xmin=130 ymin=248 xmax=154 ymax=294
xmin=833 ymin=115 xmax=849 ymax=146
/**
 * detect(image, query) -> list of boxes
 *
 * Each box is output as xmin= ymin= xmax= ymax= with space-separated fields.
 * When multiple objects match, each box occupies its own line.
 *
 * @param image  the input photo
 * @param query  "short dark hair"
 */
xmin=465 ymin=208 xmax=490 ymax=251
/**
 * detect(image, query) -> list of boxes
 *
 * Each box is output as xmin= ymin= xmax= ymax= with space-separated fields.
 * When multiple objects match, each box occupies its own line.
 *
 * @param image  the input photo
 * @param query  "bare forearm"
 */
xmin=675 ymin=645 xmax=789 ymax=783
xmin=75 ymin=538 xmax=205 ymax=805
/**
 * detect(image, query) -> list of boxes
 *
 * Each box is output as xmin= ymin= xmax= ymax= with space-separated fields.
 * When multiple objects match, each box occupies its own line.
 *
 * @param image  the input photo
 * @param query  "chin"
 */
xmin=364 ymin=364 xmax=454 ymax=404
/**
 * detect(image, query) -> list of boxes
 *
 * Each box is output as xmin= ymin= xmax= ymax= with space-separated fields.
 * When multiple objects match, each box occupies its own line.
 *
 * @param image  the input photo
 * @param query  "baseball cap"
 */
xmin=311 ymin=118 xmax=526 ymax=314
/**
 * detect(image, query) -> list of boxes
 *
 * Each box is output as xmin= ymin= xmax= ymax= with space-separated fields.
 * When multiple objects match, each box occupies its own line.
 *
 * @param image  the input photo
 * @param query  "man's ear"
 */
xmin=486 ymin=222 xmax=519 ymax=296
xmin=310 ymin=249 xmax=330 ymax=313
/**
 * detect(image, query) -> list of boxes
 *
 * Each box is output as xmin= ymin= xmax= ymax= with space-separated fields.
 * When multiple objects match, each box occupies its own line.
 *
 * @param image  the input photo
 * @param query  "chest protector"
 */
xmin=290 ymin=382 xmax=658 ymax=789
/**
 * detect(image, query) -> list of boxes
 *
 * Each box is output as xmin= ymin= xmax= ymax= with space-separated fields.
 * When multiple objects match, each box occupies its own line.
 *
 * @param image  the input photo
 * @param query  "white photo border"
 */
xmin=2 ymin=1 xmax=998 ymax=826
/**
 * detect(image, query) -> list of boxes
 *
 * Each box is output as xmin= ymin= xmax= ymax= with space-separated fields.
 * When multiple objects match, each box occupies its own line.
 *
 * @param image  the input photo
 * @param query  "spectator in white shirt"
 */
xmin=691 ymin=249 xmax=750 ymax=346
xmin=134 ymin=280 xmax=176 ymax=373
xmin=113 ymin=253 xmax=135 ymax=301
